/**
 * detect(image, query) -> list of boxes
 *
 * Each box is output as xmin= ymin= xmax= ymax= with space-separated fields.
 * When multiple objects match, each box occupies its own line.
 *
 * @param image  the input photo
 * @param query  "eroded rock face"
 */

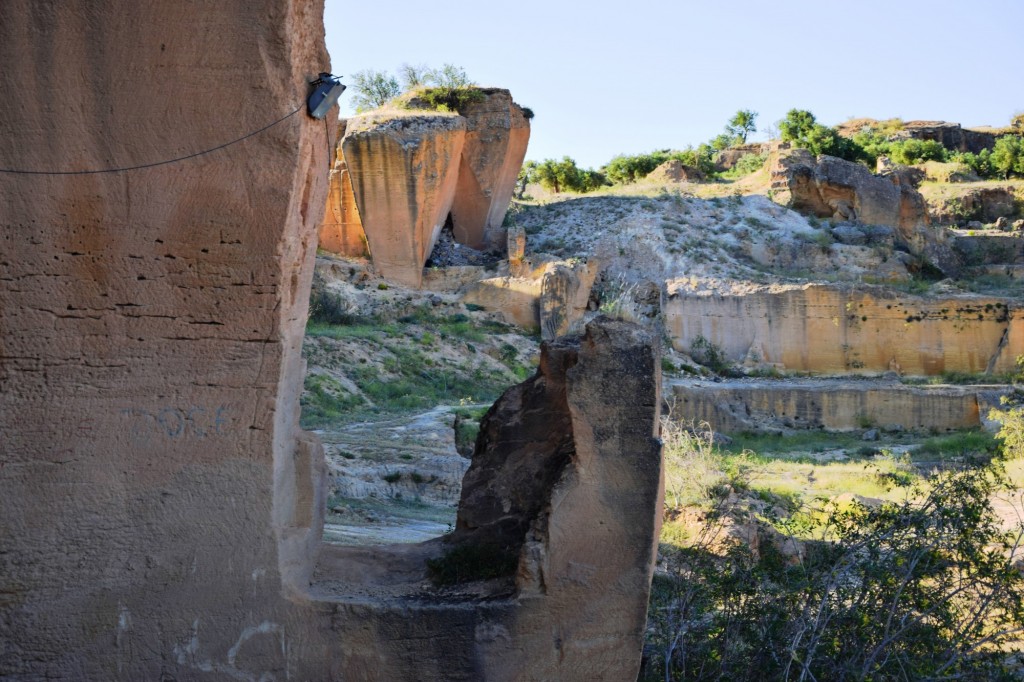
xmin=342 ymin=113 xmax=466 ymax=287
xmin=452 ymin=317 xmax=664 ymax=677
xmin=896 ymin=121 xmax=996 ymax=154
xmin=648 ymin=158 xmax=706 ymax=183
xmin=670 ymin=377 xmax=1011 ymax=434
xmin=461 ymin=257 xmax=600 ymax=336
xmin=449 ymin=89 xmax=531 ymax=250
xmin=0 ymin=1 xmax=330 ymax=678
xmin=318 ymin=120 xmax=369 ymax=257
xmin=665 ymin=281 xmax=1023 ymax=376
xmin=769 ymin=149 xmax=962 ymax=275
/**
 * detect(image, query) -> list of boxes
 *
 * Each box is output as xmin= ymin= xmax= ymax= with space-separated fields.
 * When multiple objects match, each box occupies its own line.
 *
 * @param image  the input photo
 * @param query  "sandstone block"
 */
xmin=447 ymin=89 xmax=531 ymax=250
xmin=342 ymin=113 xmax=467 ymax=287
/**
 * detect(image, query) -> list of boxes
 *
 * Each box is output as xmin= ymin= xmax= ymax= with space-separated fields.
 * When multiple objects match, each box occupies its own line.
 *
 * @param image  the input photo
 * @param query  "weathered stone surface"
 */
xmin=713 ymin=142 xmax=768 ymax=171
xmin=462 ymin=275 xmax=544 ymax=330
xmin=318 ymin=122 xmax=369 ymax=257
xmin=648 ymin=158 xmax=706 ymax=183
xmin=342 ymin=112 xmax=466 ymax=287
xmin=769 ymin=149 xmax=962 ymax=275
xmin=447 ymin=89 xmax=531 ymax=250
xmin=665 ymin=281 xmax=1023 ymax=376
xmin=953 ymin=232 xmax=1024 ymax=265
xmin=539 ymin=259 xmax=601 ymax=340
xmin=507 ymin=223 xmax=526 ymax=264
xmin=460 ymin=258 xmax=600 ymax=335
xmin=670 ymin=378 xmax=1012 ymax=434
xmin=896 ymin=120 xmax=997 ymax=154
xmin=924 ymin=184 xmax=1020 ymax=225
xmin=451 ymin=317 xmax=664 ymax=677
xmin=0 ymin=1 xmax=331 ymax=678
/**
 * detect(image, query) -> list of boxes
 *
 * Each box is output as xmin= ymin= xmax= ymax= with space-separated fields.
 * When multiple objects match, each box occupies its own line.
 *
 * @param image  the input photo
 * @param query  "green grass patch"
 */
xmin=300 ymin=374 xmax=365 ymax=428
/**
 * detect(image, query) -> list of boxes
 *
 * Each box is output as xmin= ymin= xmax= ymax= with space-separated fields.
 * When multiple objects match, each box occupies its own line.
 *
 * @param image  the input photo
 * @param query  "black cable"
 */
xmin=0 ymin=104 xmax=304 ymax=176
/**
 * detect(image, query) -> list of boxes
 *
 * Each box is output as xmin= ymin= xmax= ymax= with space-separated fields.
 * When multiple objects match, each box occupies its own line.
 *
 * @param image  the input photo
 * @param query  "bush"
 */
xmin=647 ymin=465 xmax=1024 ymax=681
xmin=529 ymin=156 xmax=606 ymax=193
xmin=888 ymin=138 xmax=948 ymax=165
xmin=689 ymin=335 xmax=732 ymax=375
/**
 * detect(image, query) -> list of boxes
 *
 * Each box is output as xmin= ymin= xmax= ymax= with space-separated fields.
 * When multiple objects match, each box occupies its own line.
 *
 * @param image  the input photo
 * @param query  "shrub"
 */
xmin=888 ymin=138 xmax=948 ymax=165
xmin=647 ymin=465 xmax=1024 ymax=681
xmin=689 ymin=335 xmax=732 ymax=375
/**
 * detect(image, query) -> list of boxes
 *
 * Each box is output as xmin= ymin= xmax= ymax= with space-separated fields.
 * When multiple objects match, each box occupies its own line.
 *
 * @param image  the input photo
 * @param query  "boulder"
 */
xmin=342 ymin=113 xmax=466 ymax=287
xmin=447 ymin=89 xmax=531 ymax=250
xmin=770 ymin=149 xmax=961 ymax=275
xmin=539 ymin=259 xmax=601 ymax=340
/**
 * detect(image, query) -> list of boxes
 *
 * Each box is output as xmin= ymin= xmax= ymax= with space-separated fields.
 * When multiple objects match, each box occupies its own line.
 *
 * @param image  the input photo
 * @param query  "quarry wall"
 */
xmin=665 ymin=282 xmax=1022 ymax=376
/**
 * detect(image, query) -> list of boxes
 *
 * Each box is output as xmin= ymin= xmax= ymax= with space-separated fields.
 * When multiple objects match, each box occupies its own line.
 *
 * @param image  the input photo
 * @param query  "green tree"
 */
xmin=887 ymin=138 xmax=948 ymax=165
xmin=429 ymin=63 xmax=474 ymax=89
xmin=532 ymin=157 xmax=603 ymax=193
xmin=516 ymin=160 xmax=537 ymax=199
xmin=398 ymin=63 xmax=432 ymax=89
xmin=725 ymin=109 xmax=758 ymax=143
xmin=991 ymin=135 xmax=1024 ymax=178
xmin=779 ymin=109 xmax=818 ymax=142
xmin=349 ymin=69 xmax=401 ymax=112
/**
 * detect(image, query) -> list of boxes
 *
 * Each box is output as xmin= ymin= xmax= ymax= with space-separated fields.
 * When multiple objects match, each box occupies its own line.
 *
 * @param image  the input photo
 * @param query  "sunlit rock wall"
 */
xmin=0 ymin=2 xmax=330 ymax=678
xmin=341 ymin=112 xmax=466 ymax=287
xmin=665 ymin=282 xmax=1022 ymax=376
xmin=449 ymin=89 xmax=531 ymax=250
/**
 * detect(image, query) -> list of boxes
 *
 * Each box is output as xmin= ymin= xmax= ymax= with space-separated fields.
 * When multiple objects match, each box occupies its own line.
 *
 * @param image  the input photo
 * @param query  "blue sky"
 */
xmin=324 ymin=0 xmax=1023 ymax=169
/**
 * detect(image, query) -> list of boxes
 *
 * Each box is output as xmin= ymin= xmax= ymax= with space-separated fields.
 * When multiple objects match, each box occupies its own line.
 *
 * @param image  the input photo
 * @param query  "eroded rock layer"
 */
xmin=665 ymin=282 xmax=1022 ymax=376
xmin=670 ymin=378 xmax=1010 ymax=434
xmin=770 ymin=148 xmax=961 ymax=275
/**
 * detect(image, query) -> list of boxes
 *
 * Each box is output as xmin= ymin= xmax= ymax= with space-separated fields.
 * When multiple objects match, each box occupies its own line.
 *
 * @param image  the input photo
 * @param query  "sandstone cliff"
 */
xmin=0 ymin=2 xmax=331 ymax=678
xmin=342 ymin=112 xmax=466 ymax=287
xmin=665 ymin=281 xmax=1022 ymax=376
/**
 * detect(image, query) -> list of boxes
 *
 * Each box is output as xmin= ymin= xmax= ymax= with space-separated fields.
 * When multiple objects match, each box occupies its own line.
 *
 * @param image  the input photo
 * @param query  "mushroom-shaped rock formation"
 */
xmin=448 ymin=89 xmax=532 ymax=250
xmin=342 ymin=112 xmax=466 ymax=287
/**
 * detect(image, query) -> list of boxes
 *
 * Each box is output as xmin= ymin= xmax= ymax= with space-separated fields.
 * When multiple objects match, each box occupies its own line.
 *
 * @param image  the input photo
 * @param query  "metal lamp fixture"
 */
xmin=307 ymin=73 xmax=346 ymax=119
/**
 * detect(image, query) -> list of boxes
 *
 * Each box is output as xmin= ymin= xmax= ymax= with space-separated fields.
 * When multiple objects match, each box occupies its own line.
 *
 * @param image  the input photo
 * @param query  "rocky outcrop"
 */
xmin=714 ymin=142 xmax=768 ymax=171
xmin=449 ymin=89 xmax=531 ymax=250
xmin=341 ymin=113 xmax=466 ymax=287
xmin=306 ymin=318 xmax=662 ymax=681
xmin=450 ymin=317 xmax=664 ymax=677
xmin=665 ymin=281 xmax=1023 ymax=376
xmin=670 ymin=377 xmax=1011 ymax=434
xmin=896 ymin=120 xmax=997 ymax=154
xmin=461 ymin=257 xmax=600 ymax=336
xmin=923 ymin=184 xmax=1021 ymax=225
xmin=648 ymin=158 xmax=706 ymax=183
xmin=770 ymin=149 xmax=962 ymax=275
